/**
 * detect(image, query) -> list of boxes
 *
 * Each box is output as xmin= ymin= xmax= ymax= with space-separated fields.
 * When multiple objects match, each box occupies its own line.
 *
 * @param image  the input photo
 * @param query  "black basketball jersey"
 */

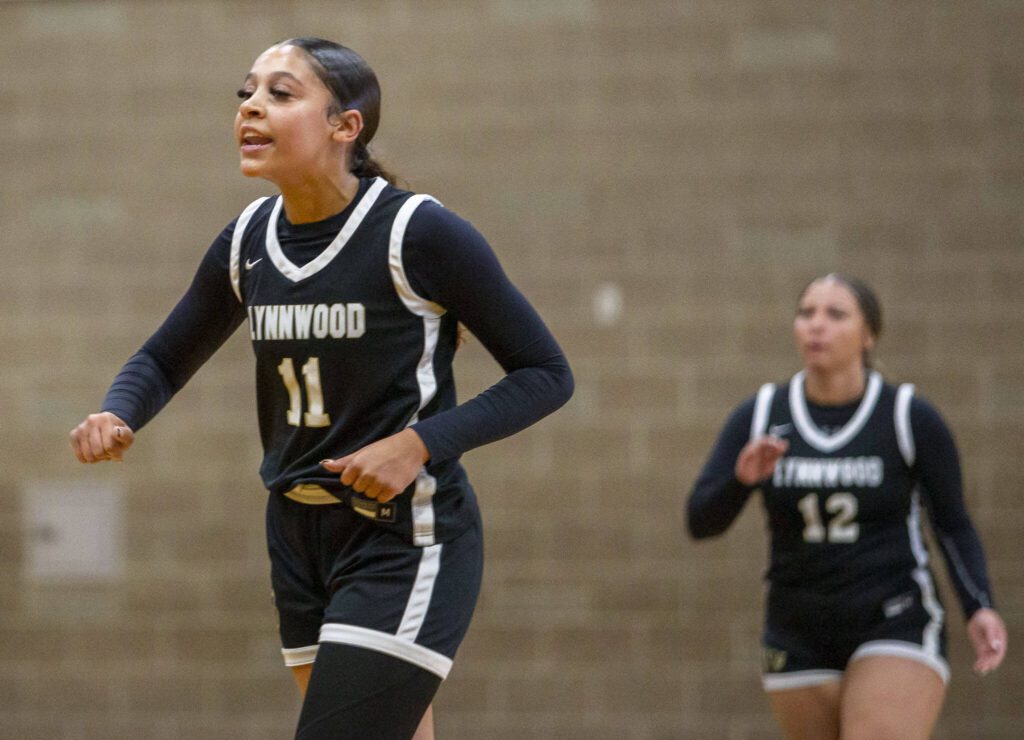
xmin=229 ymin=178 xmax=472 ymax=546
xmin=752 ymin=371 xmax=935 ymax=596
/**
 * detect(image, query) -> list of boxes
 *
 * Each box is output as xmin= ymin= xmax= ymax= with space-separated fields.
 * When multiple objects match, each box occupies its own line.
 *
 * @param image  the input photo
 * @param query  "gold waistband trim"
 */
xmin=284 ymin=484 xmax=342 ymax=505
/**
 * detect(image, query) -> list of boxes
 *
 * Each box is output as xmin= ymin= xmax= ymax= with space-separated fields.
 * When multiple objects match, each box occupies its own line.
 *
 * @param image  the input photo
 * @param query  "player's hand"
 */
xmin=735 ymin=435 xmax=789 ymax=486
xmin=321 ymin=428 xmax=430 ymax=503
xmin=69 ymin=412 xmax=134 ymax=463
xmin=967 ymin=607 xmax=1007 ymax=676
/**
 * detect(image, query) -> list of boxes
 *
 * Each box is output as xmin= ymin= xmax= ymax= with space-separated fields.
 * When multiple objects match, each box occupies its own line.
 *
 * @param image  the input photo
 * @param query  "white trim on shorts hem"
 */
xmin=762 ymin=670 xmax=842 ymax=692
xmin=281 ymin=644 xmax=319 ymax=667
xmin=849 ymin=640 xmax=950 ymax=684
xmin=319 ymin=623 xmax=453 ymax=680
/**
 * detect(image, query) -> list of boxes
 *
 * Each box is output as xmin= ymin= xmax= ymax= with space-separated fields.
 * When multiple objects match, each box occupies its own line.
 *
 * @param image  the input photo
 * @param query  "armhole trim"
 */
xmin=895 ymin=383 xmax=916 ymax=467
xmin=229 ymin=196 xmax=271 ymax=302
xmin=388 ymin=194 xmax=445 ymax=318
xmin=751 ymin=383 xmax=776 ymax=441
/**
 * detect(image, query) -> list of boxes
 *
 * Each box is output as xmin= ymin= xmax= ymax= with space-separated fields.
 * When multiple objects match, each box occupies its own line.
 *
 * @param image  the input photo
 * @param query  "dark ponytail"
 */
xmin=350 ymin=140 xmax=395 ymax=182
xmin=283 ymin=37 xmax=398 ymax=184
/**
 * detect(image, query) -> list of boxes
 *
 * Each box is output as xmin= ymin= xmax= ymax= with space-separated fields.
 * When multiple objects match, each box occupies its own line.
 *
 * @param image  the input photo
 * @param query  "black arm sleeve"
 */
xmin=687 ymin=398 xmax=758 ymax=539
xmin=101 ymin=227 xmax=247 ymax=431
xmin=912 ymin=397 xmax=996 ymax=618
xmin=400 ymin=202 xmax=573 ymax=463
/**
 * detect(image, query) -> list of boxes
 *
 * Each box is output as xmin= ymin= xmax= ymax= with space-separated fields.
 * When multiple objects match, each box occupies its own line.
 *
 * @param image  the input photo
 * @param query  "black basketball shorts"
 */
xmin=266 ymin=492 xmax=483 ymax=679
xmin=760 ymin=576 xmax=949 ymax=692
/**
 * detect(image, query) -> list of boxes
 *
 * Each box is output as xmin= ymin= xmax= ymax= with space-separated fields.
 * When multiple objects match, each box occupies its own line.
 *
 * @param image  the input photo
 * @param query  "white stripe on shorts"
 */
xmin=318 ymin=543 xmax=449 ymax=678
xmin=397 ymin=544 xmax=442 ymax=642
xmin=762 ymin=669 xmax=842 ymax=692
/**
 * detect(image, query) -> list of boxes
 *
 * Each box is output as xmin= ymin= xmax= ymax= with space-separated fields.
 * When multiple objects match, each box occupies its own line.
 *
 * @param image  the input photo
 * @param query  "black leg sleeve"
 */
xmin=295 ymin=643 xmax=442 ymax=740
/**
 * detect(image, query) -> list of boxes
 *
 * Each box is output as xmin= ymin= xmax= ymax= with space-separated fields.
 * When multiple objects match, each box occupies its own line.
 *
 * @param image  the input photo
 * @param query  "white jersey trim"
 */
xmin=895 ymin=383 xmax=916 ymax=468
xmin=387 ymin=193 xmax=444 ymax=315
xmin=751 ymin=383 xmax=776 ymax=440
xmin=397 ymin=544 xmax=442 ymax=641
xmin=907 ymin=490 xmax=946 ymax=658
xmin=385 ymin=193 xmax=442 ymax=319
xmin=388 ymin=194 xmax=445 ymax=319
xmin=319 ymin=623 xmax=453 ymax=679
xmin=762 ymin=669 xmax=842 ymax=692
xmin=388 ymin=194 xmax=444 ymax=547
xmin=389 ymin=193 xmax=445 ymax=424
xmin=939 ymin=533 xmax=989 ymax=607
xmin=280 ymin=644 xmax=318 ymax=667
xmin=789 ymin=370 xmax=883 ymax=453
xmin=229 ymin=196 xmax=272 ymax=302
xmin=850 ymin=640 xmax=950 ymax=684
xmin=411 ymin=472 xmax=438 ymax=547
xmin=412 ymin=314 xmax=441 ymax=426
xmin=264 ymin=177 xmax=388 ymax=283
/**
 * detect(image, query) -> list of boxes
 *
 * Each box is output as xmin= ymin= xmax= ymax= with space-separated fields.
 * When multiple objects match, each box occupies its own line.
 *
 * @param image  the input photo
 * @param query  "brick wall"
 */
xmin=1 ymin=1 xmax=1020 ymax=737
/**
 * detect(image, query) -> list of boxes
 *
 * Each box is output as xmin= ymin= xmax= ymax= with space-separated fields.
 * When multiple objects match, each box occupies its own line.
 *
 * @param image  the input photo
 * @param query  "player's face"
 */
xmin=234 ymin=44 xmax=343 ymax=186
xmin=793 ymin=279 xmax=874 ymax=374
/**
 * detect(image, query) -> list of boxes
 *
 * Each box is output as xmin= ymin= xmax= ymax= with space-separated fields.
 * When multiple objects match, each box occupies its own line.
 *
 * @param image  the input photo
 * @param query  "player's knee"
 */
xmin=843 ymin=719 xmax=923 ymax=740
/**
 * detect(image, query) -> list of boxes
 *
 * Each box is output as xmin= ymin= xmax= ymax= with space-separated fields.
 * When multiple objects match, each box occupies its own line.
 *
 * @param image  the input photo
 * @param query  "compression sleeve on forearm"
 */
xmin=912 ymin=397 xmax=996 ymax=618
xmin=101 ymin=228 xmax=246 ymax=431
xmin=687 ymin=398 xmax=758 ymax=538
xmin=101 ymin=350 xmax=178 ymax=431
xmin=401 ymin=202 xmax=573 ymax=463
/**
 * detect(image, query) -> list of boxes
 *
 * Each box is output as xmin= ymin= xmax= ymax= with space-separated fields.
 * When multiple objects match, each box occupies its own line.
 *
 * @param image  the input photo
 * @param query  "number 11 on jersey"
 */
xmin=277 ymin=357 xmax=331 ymax=427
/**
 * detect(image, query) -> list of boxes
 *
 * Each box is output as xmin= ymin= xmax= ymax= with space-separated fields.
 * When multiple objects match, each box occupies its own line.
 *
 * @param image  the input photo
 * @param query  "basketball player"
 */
xmin=70 ymin=38 xmax=573 ymax=739
xmin=687 ymin=274 xmax=1006 ymax=740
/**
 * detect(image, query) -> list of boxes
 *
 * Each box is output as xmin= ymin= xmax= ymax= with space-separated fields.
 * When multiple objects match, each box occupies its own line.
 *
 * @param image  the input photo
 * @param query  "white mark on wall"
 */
xmin=23 ymin=480 xmax=124 ymax=582
xmin=592 ymin=282 xmax=624 ymax=326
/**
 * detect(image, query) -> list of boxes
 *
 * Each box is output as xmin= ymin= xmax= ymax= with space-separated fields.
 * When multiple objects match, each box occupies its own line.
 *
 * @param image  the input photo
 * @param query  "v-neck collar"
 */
xmin=789 ymin=370 xmax=883 ymax=453
xmin=265 ymin=177 xmax=388 ymax=283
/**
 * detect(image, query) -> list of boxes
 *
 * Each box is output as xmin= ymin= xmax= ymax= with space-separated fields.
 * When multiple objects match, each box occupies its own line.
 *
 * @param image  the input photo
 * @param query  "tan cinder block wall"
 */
xmin=2 ymin=1 xmax=1021 ymax=738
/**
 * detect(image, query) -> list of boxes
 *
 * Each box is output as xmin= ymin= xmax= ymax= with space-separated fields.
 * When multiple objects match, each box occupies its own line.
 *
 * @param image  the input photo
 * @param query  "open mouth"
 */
xmin=241 ymin=134 xmax=273 ymax=151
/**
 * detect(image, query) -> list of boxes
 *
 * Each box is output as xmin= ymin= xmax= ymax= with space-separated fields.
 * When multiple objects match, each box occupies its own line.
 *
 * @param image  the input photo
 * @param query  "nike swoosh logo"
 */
xmin=245 ymin=258 xmax=263 ymax=270
xmin=768 ymin=423 xmax=793 ymax=437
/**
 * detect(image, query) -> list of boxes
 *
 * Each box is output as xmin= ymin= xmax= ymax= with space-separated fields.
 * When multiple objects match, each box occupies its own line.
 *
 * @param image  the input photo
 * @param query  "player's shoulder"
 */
xmin=725 ymin=388 xmax=768 ymax=428
xmin=399 ymin=195 xmax=487 ymax=257
xmin=875 ymin=374 xmax=906 ymax=396
xmin=906 ymin=392 xmax=947 ymax=433
xmin=867 ymin=377 xmax=952 ymax=452
xmin=735 ymin=376 xmax=793 ymax=408
xmin=752 ymin=377 xmax=795 ymax=408
xmin=371 ymin=180 xmax=468 ymax=233
xmin=872 ymin=375 xmax=939 ymax=417
xmin=374 ymin=178 xmax=432 ymax=206
xmin=225 ymin=194 xmax=278 ymax=238
xmin=206 ymin=195 xmax=275 ymax=264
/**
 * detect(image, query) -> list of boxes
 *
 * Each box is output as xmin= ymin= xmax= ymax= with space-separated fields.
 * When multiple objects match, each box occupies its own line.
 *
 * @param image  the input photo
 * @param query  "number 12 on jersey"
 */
xmin=797 ymin=492 xmax=859 ymax=543
xmin=278 ymin=357 xmax=331 ymax=427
